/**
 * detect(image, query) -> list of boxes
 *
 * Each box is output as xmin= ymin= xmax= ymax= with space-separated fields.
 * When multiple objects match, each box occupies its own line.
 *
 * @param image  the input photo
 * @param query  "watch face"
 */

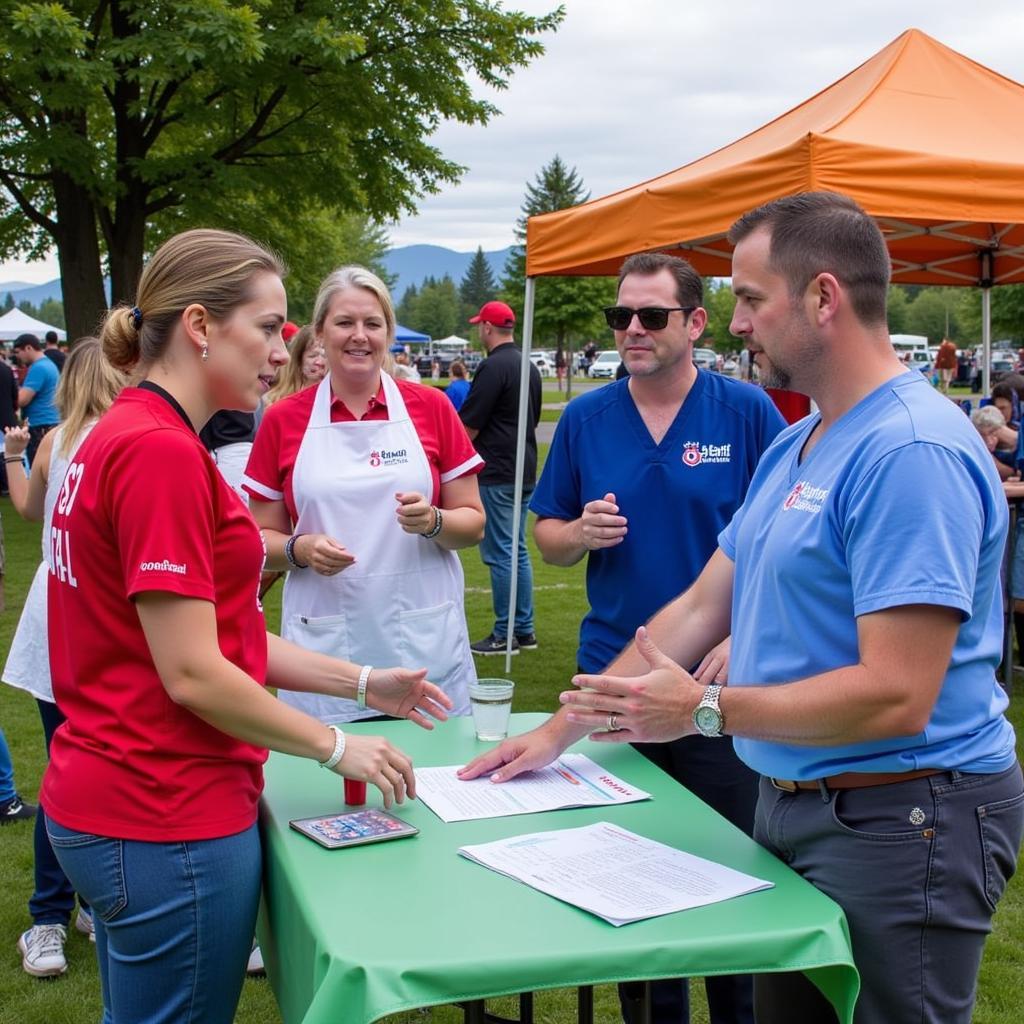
xmin=694 ymin=705 xmax=722 ymax=735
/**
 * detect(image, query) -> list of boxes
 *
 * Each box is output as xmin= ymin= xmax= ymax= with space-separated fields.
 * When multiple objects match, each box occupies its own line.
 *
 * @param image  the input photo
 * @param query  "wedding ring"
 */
xmin=607 ymin=713 xmax=620 ymax=731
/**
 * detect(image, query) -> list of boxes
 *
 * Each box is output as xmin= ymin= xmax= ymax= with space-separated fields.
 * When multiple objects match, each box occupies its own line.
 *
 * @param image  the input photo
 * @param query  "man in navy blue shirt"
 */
xmin=529 ymin=253 xmax=785 ymax=1024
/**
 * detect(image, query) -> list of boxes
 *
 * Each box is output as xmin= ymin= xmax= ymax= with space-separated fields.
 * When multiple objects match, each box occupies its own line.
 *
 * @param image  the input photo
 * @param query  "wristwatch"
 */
xmin=692 ymin=684 xmax=725 ymax=738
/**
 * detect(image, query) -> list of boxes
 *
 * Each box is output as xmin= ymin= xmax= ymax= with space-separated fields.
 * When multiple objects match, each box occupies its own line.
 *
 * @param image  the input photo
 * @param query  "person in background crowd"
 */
xmin=0 ymin=728 xmax=35 ymax=824
xmin=3 ymin=338 xmax=127 ymax=977
xmin=460 ymin=300 xmax=542 ymax=655
xmin=527 ymin=252 xmax=786 ymax=1024
xmin=464 ymin=192 xmax=1023 ymax=1024
xmin=264 ymin=325 xmax=326 ymax=405
xmin=934 ymin=337 xmax=958 ymax=393
xmin=445 ymin=359 xmax=471 ymax=412
xmin=43 ymin=331 xmax=65 ymax=372
xmin=42 ymin=230 xmax=451 ymax=1024
xmin=392 ymin=351 xmax=421 ymax=382
xmin=244 ymin=265 xmax=484 ymax=727
xmin=12 ymin=334 xmax=60 ymax=465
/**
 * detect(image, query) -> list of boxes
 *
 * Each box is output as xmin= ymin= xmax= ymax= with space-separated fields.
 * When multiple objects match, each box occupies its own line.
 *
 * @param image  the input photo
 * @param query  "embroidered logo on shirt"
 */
xmin=682 ymin=441 xmax=731 ymax=467
xmin=782 ymin=481 xmax=830 ymax=514
xmin=368 ymin=448 xmax=409 ymax=467
xmin=139 ymin=559 xmax=187 ymax=575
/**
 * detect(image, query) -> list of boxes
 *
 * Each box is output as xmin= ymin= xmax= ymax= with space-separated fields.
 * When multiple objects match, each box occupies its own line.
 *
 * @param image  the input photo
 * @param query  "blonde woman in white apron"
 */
xmin=244 ymin=266 xmax=484 ymax=724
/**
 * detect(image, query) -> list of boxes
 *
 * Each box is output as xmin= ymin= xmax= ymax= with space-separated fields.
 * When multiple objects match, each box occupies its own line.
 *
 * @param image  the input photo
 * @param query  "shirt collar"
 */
xmin=329 ymin=380 xmax=387 ymax=417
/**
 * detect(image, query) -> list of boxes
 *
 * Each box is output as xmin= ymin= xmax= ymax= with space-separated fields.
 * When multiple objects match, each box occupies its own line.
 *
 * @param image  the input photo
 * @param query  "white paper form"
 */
xmin=458 ymin=821 xmax=774 ymax=926
xmin=414 ymin=753 xmax=650 ymax=823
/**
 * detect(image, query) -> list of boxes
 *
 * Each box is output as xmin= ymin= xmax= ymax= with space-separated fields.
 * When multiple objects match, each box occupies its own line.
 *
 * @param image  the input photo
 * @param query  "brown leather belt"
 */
xmin=770 ymin=767 xmax=945 ymax=793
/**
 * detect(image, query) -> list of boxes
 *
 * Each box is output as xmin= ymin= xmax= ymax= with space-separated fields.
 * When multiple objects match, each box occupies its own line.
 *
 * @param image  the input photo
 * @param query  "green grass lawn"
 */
xmin=1 ymin=442 xmax=1022 ymax=1022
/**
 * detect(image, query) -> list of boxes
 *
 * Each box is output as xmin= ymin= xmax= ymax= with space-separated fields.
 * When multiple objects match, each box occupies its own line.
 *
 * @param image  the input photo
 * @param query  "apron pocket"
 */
xmin=397 ymin=601 xmax=463 ymax=683
xmin=285 ymin=612 xmax=351 ymax=661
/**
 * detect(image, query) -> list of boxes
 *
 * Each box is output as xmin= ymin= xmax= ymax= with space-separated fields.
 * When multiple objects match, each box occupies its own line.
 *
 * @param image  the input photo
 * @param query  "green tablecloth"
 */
xmin=258 ymin=714 xmax=859 ymax=1024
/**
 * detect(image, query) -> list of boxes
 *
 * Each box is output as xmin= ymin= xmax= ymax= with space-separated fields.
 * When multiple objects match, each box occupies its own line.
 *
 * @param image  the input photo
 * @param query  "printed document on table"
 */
xmin=414 ymin=753 xmax=650 ymax=823
xmin=459 ymin=821 xmax=774 ymax=926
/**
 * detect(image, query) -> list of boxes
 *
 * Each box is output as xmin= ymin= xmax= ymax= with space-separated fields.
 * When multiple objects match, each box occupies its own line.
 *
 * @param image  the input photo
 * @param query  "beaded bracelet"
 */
xmin=357 ymin=664 xmax=373 ymax=710
xmin=421 ymin=506 xmax=443 ymax=540
xmin=318 ymin=725 xmax=346 ymax=770
xmin=284 ymin=533 xmax=309 ymax=569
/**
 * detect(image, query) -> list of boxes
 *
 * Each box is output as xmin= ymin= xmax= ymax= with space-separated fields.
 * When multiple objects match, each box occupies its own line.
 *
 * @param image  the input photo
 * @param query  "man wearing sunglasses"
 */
xmin=521 ymin=251 xmax=786 ymax=1024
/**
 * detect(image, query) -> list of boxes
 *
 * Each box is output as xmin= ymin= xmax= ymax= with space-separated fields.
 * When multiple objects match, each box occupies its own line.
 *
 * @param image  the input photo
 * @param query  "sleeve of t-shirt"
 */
xmin=110 ymin=429 xmax=218 ymax=602
xmin=23 ymin=361 xmax=45 ymax=393
xmin=241 ymin=403 xmax=286 ymax=502
xmin=433 ymin=391 xmax=484 ymax=483
xmin=843 ymin=443 xmax=986 ymax=619
xmin=458 ymin=362 xmax=500 ymax=432
xmin=529 ymin=410 xmax=581 ymax=519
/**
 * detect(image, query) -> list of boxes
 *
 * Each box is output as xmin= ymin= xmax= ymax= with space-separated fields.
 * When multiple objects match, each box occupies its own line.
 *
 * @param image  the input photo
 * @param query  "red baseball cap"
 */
xmin=282 ymin=321 xmax=300 ymax=342
xmin=469 ymin=301 xmax=515 ymax=327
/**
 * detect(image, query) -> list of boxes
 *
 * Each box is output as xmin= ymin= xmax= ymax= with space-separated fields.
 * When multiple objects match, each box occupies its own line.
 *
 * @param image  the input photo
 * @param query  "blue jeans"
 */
xmin=30 ymin=699 xmax=88 ymax=924
xmin=753 ymin=763 xmax=1024 ymax=1023
xmin=0 ymin=723 xmax=15 ymax=803
xmin=46 ymin=816 xmax=261 ymax=1024
xmin=479 ymin=484 xmax=535 ymax=638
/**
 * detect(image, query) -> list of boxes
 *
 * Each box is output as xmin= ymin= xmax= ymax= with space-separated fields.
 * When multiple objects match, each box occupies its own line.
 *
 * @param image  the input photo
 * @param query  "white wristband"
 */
xmin=318 ymin=725 xmax=346 ymax=770
xmin=357 ymin=665 xmax=373 ymax=710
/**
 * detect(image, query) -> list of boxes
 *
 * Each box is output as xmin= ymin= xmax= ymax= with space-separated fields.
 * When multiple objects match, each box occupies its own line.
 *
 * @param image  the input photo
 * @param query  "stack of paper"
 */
xmin=414 ymin=754 xmax=650 ymax=823
xmin=458 ymin=821 xmax=774 ymax=926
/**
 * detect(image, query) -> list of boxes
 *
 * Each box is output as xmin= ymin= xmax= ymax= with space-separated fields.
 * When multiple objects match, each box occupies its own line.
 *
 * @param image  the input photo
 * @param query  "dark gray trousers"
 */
xmin=753 ymin=764 xmax=1024 ymax=1024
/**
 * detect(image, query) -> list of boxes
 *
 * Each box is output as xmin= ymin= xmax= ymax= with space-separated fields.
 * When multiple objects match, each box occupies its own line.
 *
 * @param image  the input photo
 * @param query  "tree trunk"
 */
xmin=51 ymin=170 xmax=107 ymax=340
xmin=108 ymin=202 xmax=147 ymax=307
xmin=566 ymin=335 xmax=574 ymax=402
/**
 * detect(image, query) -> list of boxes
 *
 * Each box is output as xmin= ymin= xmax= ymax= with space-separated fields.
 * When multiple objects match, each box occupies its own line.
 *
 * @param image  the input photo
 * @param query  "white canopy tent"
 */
xmin=0 ymin=307 xmax=66 ymax=341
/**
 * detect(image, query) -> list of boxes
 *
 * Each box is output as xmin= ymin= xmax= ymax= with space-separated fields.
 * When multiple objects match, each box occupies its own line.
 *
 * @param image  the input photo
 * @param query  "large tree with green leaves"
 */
xmin=0 ymin=1 xmax=563 ymax=336
xmin=501 ymin=155 xmax=614 ymax=398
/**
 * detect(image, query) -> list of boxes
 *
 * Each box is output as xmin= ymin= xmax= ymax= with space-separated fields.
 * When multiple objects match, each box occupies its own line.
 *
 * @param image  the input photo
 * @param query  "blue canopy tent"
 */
xmin=395 ymin=324 xmax=430 ymax=344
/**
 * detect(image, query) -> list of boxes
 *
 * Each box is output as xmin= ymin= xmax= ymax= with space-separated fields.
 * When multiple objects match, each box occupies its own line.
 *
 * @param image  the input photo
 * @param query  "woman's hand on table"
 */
xmin=296 ymin=533 xmax=356 ymax=575
xmin=457 ymin=725 xmax=567 ymax=783
xmin=334 ymin=735 xmax=416 ymax=807
xmin=3 ymin=425 xmax=29 ymax=457
xmin=367 ymin=667 xmax=453 ymax=730
xmin=395 ymin=491 xmax=436 ymax=535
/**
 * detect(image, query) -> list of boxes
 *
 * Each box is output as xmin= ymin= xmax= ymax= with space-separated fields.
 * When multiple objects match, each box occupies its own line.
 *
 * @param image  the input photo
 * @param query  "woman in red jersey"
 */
xmin=42 ymin=229 xmax=450 ymax=1024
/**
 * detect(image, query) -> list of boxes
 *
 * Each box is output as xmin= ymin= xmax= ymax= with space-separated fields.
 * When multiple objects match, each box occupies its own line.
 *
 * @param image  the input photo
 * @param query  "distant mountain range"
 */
xmin=0 ymin=244 xmax=515 ymax=308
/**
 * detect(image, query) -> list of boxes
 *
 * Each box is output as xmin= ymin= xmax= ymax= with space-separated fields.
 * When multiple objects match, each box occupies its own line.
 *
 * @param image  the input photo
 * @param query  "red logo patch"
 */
xmin=783 ymin=482 xmax=803 ymax=510
xmin=369 ymin=450 xmax=381 ymax=467
xmin=682 ymin=444 xmax=702 ymax=467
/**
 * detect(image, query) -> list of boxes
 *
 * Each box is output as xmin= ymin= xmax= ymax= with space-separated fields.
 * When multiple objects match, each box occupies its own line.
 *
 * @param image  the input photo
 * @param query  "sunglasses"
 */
xmin=603 ymin=306 xmax=696 ymax=331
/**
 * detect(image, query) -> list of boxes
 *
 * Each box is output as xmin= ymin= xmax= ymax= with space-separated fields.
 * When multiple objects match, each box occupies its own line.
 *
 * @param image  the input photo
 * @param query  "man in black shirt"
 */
xmin=43 ymin=331 xmax=66 ymax=371
xmin=460 ymin=301 xmax=542 ymax=655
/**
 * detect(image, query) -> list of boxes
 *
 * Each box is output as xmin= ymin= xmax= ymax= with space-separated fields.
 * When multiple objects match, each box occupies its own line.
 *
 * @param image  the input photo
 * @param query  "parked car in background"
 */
xmin=529 ymin=350 xmax=554 ymax=376
xmin=992 ymin=356 xmax=1015 ymax=382
xmin=692 ymin=347 xmax=718 ymax=371
xmin=588 ymin=350 xmax=622 ymax=379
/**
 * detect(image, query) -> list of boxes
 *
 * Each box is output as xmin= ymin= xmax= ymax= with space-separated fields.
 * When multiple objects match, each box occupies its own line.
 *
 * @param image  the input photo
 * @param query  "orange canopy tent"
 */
xmin=497 ymin=28 xmax=1024 ymax=665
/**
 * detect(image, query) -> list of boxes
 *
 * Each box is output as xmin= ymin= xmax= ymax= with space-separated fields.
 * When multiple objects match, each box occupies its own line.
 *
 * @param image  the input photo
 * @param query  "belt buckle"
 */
xmin=771 ymin=777 xmax=798 ymax=793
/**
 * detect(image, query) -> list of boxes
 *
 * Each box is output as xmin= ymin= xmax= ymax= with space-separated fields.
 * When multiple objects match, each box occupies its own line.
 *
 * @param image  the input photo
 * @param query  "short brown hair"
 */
xmin=617 ymin=252 xmax=702 ymax=308
xmin=728 ymin=192 xmax=890 ymax=326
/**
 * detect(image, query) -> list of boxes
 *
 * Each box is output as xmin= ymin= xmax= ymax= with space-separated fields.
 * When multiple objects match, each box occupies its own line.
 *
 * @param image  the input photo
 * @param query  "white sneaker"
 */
xmin=18 ymin=924 xmax=68 ymax=977
xmin=246 ymin=942 xmax=265 ymax=976
xmin=74 ymin=909 xmax=96 ymax=943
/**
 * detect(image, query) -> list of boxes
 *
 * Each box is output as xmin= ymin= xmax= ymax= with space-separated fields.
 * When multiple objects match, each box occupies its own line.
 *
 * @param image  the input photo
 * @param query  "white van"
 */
xmin=890 ymin=333 xmax=931 ymax=373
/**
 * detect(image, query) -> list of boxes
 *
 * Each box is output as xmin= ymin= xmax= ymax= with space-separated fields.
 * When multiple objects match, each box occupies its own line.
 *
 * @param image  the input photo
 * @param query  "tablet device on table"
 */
xmin=289 ymin=809 xmax=419 ymax=849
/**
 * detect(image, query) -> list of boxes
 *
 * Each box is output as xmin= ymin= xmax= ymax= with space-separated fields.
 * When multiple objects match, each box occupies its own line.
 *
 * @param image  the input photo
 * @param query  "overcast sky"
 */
xmin=4 ymin=0 xmax=1024 ymax=282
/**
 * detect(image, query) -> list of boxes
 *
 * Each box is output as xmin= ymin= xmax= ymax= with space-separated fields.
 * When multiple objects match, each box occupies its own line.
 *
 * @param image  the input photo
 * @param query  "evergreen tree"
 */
xmin=460 ymin=247 xmax=497 ymax=320
xmin=501 ymin=155 xmax=615 ymax=398
xmin=2 ymin=292 xmax=13 ymax=313
xmin=396 ymin=283 xmax=420 ymax=328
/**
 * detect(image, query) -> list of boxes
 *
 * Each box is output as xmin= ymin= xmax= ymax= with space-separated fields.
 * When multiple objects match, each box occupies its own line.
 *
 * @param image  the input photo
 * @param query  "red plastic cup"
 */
xmin=344 ymin=779 xmax=366 ymax=806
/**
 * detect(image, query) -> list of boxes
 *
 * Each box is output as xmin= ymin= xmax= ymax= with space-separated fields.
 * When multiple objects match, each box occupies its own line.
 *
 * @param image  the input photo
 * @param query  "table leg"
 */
xmin=459 ymin=996 xmax=534 ymax=1024
xmin=462 ymin=1000 xmax=486 ymax=1024
xmin=577 ymin=985 xmax=594 ymax=1024
xmin=638 ymin=981 xmax=653 ymax=1024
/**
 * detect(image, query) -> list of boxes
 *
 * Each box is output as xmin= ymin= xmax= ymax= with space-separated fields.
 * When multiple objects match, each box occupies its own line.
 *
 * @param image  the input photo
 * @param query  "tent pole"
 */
xmin=505 ymin=276 xmax=537 ymax=674
xmin=981 ymin=284 xmax=992 ymax=398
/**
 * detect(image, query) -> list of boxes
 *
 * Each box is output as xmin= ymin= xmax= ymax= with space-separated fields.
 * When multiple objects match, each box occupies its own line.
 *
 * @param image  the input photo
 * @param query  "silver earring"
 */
xmin=201 ymin=344 xmax=208 ymax=362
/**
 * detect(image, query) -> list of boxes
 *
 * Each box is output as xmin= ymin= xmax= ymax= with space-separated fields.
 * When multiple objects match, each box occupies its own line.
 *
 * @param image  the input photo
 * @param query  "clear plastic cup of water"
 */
xmin=469 ymin=678 xmax=515 ymax=741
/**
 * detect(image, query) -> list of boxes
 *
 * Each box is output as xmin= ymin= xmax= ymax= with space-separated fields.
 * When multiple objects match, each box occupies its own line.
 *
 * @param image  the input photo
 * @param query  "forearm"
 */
xmin=720 ymin=662 xmax=929 ymax=746
xmin=534 ymin=516 xmax=587 ymax=566
xmin=4 ymin=459 xmax=30 ymax=518
xmin=166 ymin=654 xmax=335 ymax=762
xmin=260 ymin=526 xmax=291 ymax=571
xmin=432 ymin=505 xmax=485 ymax=550
xmin=266 ymin=631 xmax=360 ymax=697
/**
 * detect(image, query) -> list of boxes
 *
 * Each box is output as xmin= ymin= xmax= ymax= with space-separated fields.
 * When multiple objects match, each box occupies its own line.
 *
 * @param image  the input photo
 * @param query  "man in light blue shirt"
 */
xmin=13 ymin=334 xmax=60 ymax=466
xmin=464 ymin=192 xmax=1023 ymax=1024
